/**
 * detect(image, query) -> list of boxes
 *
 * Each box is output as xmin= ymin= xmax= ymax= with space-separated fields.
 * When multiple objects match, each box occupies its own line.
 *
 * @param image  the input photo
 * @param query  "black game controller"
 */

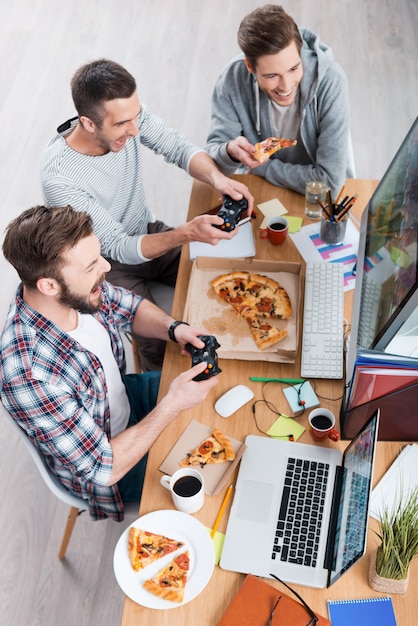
xmin=214 ymin=194 xmax=248 ymax=232
xmin=185 ymin=335 xmax=222 ymax=381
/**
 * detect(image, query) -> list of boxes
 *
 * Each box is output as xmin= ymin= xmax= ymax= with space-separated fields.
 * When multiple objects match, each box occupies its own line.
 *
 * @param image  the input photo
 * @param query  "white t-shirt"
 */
xmin=68 ymin=313 xmax=130 ymax=436
xmin=269 ymin=94 xmax=301 ymax=143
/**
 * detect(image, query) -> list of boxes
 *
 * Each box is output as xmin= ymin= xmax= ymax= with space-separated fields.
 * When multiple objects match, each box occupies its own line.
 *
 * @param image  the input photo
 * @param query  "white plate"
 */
xmin=113 ymin=509 xmax=215 ymax=609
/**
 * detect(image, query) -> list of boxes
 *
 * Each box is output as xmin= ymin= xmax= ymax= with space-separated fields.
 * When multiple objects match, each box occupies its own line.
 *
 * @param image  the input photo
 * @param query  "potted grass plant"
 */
xmin=369 ymin=486 xmax=418 ymax=594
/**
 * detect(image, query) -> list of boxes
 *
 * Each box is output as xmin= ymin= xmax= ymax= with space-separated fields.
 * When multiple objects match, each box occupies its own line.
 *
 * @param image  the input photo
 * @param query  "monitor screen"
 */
xmin=346 ymin=117 xmax=418 ymax=382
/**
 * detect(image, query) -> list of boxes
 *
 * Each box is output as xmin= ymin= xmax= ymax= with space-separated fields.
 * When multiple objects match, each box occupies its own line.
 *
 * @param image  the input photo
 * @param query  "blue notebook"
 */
xmin=328 ymin=597 xmax=397 ymax=625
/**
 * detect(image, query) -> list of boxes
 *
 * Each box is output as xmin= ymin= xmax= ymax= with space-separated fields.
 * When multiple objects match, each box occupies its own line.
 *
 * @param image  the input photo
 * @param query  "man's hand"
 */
xmin=163 ymin=361 xmax=219 ymax=414
xmin=188 ymin=150 xmax=254 ymax=216
xmin=170 ymin=323 xmax=209 ymax=352
xmin=226 ymin=136 xmax=262 ymax=171
xmin=179 ymin=213 xmax=243 ymax=245
xmin=211 ymin=173 xmax=254 ymax=218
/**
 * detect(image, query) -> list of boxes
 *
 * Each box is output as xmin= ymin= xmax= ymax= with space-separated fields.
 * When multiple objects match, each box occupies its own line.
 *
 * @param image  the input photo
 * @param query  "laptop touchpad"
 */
xmin=237 ymin=480 xmax=274 ymax=523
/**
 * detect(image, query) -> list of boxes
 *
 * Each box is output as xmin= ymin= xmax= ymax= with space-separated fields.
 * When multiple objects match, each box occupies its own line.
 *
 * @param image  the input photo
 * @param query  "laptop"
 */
xmin=220 ymin=410 xmax=380 ymax=588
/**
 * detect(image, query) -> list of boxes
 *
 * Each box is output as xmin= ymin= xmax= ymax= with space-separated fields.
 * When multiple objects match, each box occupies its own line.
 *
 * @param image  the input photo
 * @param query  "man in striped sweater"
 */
xmin=41 ymin=59 xmax=253 ymax=371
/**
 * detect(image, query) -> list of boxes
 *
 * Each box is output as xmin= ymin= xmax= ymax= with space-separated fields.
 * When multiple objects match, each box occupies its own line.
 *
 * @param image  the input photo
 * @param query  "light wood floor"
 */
xmin=0 ymin=1 xmax=417 ymax=625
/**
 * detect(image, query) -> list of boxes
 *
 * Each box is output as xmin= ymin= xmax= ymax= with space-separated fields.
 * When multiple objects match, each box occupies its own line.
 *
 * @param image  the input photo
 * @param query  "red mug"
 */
xmin=308 ymin=408 xmax=340 ymax=442
xmin=260 ymin=216 xmax=288 ymax=245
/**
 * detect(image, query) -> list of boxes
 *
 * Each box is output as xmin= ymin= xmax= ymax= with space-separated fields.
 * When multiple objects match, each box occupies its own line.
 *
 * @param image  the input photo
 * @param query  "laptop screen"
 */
xmin=328 ymin=410 xmax=379 ymax=586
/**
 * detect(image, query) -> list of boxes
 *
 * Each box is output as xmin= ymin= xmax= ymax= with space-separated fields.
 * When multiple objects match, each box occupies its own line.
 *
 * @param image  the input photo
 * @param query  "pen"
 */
xmin=211 ymin=483 xmax=234 ymax=538
xmin=249 ymin=377 xmax=305 ymax=384
xmin=316 ymin=197 xmax=331 ymax=219
xmin=335 ymin=198 xmax=356 ymax=222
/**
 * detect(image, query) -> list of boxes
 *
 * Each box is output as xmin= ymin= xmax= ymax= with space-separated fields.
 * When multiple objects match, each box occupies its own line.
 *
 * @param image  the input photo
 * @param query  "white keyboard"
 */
xmin=301 ymin=262 xmax=344 ymax=379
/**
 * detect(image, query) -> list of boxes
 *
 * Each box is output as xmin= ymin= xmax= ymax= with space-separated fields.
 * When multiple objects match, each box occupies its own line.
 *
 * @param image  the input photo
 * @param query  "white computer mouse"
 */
xmin=214 ymin=384 xmax=254 ymax=418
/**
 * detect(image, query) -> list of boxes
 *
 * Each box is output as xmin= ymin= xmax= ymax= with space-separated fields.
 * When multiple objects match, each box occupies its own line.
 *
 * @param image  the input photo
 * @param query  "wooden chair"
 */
xmin=1 ymin=402 xmax=138 ymax=558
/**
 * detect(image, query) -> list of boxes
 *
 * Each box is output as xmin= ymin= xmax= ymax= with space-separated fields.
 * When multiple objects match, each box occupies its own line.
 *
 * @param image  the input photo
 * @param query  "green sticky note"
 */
xmin=267 ymin=415 xmax=305 ymax=441
xmin=286 ymin=215 xmax=303 ymax=233
xmin=206 ymin=527 xmax=225 ymax=565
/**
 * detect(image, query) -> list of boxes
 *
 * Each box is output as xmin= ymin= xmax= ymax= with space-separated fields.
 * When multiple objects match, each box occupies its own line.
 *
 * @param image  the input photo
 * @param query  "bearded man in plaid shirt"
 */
xmin=0 ymin=205 xmax=218 ymax=520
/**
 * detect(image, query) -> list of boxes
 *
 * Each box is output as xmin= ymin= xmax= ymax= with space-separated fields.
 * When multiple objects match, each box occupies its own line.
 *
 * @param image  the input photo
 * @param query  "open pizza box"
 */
xmin=159 ymin=421 xmax=246 ymax=496
xmin=183 ymin=257 xmax=302 ymax=363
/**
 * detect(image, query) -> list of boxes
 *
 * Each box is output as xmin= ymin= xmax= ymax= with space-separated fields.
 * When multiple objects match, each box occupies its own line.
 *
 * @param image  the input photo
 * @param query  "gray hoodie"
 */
xmin=206 ymin=29 xmax=355 ymax=197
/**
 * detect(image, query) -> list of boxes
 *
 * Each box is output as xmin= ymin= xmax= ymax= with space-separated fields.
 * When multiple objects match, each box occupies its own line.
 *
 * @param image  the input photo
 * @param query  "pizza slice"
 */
xmin=211 ymin=271 xmax=250 ymax=306
xmin=210 ymin=271 xmax=292 ymax=349
xmin=243 ymin=314 xmax=288 ymax=350
xmin=143 ymin=551 xmax=190 ymax=603
xmin=248 ymin=273 xmax=292 ymax=319
xmin=253 ymin=137 xmax=297 ymax=164
xmin=128 ymin=528 xmax=185 ymax=571
xmin=180 ymin=428 xmax=235 ymax=467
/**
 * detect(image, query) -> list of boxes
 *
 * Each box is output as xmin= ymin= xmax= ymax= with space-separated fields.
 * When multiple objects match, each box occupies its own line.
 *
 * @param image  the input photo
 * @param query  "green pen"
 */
xmin=249 ymin=377 xmax=305 ymax=384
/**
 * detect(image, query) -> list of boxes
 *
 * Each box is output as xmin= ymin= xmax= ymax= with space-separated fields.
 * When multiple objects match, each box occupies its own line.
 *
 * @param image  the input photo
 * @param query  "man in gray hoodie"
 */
xmin=206 ymin=5 xmax=354 ymax=197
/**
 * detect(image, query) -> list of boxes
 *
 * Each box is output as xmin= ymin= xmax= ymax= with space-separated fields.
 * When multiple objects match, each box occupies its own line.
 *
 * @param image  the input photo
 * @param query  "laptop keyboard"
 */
xmin=272 ymin=457 xmax=330 ymax=567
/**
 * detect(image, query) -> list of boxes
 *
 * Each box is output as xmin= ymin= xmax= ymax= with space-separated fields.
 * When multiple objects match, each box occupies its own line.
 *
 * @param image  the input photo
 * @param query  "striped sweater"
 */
xmin=41 ymin=104 xmax=202 ymax=264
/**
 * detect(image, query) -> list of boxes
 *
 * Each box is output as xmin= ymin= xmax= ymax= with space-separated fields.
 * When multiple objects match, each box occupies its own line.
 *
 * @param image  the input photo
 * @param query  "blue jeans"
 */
xmin=117 ymin=371 xmax=161 ymax=503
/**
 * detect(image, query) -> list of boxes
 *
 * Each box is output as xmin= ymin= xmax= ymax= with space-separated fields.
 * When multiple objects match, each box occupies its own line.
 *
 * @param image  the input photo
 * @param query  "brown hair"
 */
xmin=2 ymin=205 xmax=93 ymax=289
xmin=237 ymin=4 xmax=303 ymax=69
xmin=71 ymin=58 xmax=137 ymax=126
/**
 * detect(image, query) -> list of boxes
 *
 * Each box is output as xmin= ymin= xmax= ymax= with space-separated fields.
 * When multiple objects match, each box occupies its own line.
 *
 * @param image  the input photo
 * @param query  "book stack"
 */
xmin=341 ymin=349 xmax=418 ymax=440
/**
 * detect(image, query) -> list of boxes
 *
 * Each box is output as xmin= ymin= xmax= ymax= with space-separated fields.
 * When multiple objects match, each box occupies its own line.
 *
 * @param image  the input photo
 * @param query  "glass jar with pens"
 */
xmin=318 ymin=186 xmax=358 ymax=244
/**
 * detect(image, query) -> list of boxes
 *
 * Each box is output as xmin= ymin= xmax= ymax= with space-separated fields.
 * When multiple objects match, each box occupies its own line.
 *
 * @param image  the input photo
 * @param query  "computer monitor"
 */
xmin=346 ymin=117 xmax=418 ymax=385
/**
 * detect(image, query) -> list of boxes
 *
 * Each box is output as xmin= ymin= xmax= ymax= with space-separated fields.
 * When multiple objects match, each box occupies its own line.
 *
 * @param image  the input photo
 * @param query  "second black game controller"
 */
xmin=185 ymin=335 xmax=222 ymax=381
xmin=214 ymin=194 xmax=248 ymax=232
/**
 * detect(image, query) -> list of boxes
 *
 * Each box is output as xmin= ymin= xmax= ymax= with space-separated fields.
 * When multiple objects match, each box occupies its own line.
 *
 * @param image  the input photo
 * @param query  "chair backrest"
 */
xmin=1 ymin=401 xmax=87 ymax=511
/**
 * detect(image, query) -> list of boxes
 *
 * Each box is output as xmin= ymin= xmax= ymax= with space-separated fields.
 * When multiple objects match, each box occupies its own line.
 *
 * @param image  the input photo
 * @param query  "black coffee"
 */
xmin=173 ymin=475 xmax=202 ymax=497
xmin=311 ymin=414 xmax=332 ymax=430
xmin=270 ymin=222 xmax=286 ymax=231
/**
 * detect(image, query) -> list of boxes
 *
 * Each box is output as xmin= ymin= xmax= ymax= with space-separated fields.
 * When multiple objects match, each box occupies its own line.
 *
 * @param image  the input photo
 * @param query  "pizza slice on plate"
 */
xmin=143 ymin=551 xmax=190 ymax=603
xmin=128 ymin=528 xmax=185 ymax=571
xmin=253 ymin=137 xmax=297 ymax=164
xmin=180 ymin=428 xmax=235 ymax=467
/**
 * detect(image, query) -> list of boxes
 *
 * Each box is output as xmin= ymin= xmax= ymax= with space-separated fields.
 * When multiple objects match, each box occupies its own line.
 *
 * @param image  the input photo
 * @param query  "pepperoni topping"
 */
xmin=175 ymin=553 xmax=190 ymax=571
xmin=198 ymin=440 xmax=214 ymax=455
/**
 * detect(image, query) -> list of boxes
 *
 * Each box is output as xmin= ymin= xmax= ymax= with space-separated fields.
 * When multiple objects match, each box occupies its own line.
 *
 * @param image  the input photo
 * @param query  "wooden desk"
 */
xmin=120 ymin=176 xmax=416 ymax=625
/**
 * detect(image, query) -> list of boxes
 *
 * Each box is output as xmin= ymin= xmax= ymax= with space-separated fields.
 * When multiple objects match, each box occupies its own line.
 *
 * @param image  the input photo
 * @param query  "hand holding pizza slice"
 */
xmin=253 ymin=137 xmax=297 ymax=164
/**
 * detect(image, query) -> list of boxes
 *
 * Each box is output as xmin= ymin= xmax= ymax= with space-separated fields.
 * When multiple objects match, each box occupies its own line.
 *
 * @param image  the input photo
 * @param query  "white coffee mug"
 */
xmin=160 ymin=468 xmax=204 ymax=514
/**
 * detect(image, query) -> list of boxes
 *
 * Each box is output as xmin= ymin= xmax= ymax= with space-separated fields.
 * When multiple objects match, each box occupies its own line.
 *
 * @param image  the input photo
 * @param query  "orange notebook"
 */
xmin=217 ymin=574 xmax=330 ymax=626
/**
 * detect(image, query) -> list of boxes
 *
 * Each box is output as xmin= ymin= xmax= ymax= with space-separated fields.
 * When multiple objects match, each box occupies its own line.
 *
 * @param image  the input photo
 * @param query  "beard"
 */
xmin=57 ymin=276 xmax=105 ymax=314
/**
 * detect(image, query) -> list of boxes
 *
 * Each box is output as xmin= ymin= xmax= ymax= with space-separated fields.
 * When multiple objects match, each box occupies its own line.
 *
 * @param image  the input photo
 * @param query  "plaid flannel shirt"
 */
xmin=0 ymin=281 xmax=143 ymax=521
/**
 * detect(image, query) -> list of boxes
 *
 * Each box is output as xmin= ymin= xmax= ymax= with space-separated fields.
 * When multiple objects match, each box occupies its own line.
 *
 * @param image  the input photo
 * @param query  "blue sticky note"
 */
xmin=283 ymin=382 xmax=319 ymax=413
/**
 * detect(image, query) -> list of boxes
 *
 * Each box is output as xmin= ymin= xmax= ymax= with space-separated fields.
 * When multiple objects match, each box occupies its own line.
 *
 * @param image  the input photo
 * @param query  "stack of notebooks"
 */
xmin=342 ymin=349 xmax=418 ymax=440
xmin=217 ymin=575 xmax=398 ymax=625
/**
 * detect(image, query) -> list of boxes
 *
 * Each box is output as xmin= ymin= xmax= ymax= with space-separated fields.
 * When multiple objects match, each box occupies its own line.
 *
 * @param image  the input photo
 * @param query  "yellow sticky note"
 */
xmin=267 ymin=415 xmax=305 ymax=441
xmin=258 ymin=198 xmax=288 ymax=228
xmin=206 ymin=527 xmax=225 ymax=565
xmin=286 ymin=215 xmax=303 ymax=233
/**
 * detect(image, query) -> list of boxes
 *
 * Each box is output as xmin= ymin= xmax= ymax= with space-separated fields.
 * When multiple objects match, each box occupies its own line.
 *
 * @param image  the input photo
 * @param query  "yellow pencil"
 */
xmin=335 ymin=184 xmax=345 ymax=205
xmin=211 ymin=483 xmax=234 ymax=538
